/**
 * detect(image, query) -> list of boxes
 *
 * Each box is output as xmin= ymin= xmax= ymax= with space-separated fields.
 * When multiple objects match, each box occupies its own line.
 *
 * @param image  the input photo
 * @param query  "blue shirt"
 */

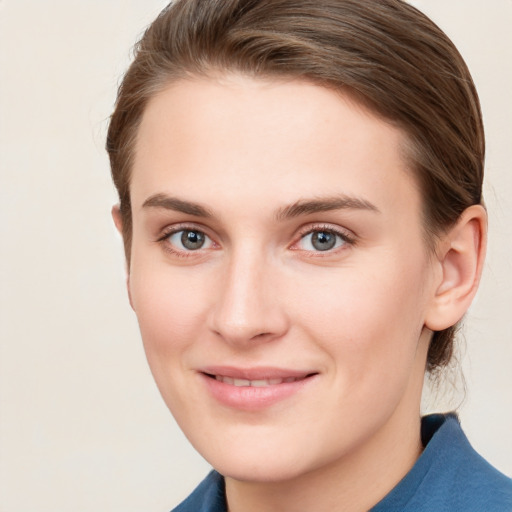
xmin=171 ymin=414 xmax=512 ymax=511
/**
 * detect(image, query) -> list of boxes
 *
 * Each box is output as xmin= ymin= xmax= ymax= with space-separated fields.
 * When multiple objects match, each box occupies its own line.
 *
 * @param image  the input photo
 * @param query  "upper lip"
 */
xmin=199 ymin=366 xmax=317 ymax=380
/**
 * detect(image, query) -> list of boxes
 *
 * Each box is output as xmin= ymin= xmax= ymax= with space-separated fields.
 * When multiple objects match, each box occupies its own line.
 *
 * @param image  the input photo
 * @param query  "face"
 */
xmin=126 ymin=75 xmax=437 ymax=483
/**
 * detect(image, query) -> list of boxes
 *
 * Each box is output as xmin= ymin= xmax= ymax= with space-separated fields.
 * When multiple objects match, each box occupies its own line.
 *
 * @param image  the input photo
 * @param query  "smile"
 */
xmin=213 ymin=375 xmax=303 ymax=387
xmin=199 ymin=368 xmax=318 ymax=410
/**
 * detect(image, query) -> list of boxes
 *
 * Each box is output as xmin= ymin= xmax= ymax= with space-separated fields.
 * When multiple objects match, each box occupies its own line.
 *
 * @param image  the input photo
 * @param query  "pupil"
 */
xmin=312 ymin=231 xmax=336 ymax=251
xmin=181 ymin=230 xmax=205 ymax=250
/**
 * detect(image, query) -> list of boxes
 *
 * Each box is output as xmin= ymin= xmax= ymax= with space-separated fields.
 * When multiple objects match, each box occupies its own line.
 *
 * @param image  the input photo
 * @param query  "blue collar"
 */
xmin=172 ymin=414 xmax=512 ymax=512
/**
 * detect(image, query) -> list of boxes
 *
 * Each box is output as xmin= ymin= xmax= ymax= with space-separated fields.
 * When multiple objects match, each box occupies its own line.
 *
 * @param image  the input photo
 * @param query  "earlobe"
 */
xmin=425 ymin=205 xmax=487 ymax=332
xmin=112 ymin=204 xmax=124 ymax=235
xmin=111 ymin=205 xmax=135 ymax=311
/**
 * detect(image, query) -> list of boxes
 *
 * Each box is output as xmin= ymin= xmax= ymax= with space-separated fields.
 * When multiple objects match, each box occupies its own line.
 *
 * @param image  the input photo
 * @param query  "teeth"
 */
xmin=250 ymin=379 xmax=269 ymax=387
xmin=214 ymin=376 xmax=300 ymax=387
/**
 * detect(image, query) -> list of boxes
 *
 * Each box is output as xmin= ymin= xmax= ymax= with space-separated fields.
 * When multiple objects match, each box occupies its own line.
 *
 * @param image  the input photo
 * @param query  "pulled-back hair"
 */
xmin=106 ymin=0 xmax=484 ymax=373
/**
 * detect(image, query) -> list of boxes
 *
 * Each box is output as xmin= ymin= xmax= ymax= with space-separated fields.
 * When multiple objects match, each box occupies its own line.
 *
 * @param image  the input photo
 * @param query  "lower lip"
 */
xmin=200 ymin=373 xmax=316 ymax=411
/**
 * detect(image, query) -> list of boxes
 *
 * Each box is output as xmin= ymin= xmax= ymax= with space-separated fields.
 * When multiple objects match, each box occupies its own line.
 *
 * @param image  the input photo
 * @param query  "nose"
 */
xmin=207 ymin=250 xmax=289 ymax=347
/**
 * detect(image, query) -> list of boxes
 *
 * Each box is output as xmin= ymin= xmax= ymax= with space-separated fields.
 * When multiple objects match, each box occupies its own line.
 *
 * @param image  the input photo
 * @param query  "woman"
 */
xmin=106 ymin=0 xmax=512 ymax=510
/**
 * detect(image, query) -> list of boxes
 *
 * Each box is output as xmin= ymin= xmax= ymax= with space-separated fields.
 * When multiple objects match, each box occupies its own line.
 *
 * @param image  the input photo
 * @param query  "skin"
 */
xmin=114 ymin=75 xmax=486 ymax=512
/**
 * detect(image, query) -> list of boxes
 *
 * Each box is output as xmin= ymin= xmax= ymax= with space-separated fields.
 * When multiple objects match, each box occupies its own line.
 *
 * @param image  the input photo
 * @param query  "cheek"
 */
xmin=129 ymin=262 xmax=209 ymax=361
xmin=288 ymin=252 xmax=430 ymax=372
xmin=128 ymin=263 xmax=214 ymax=420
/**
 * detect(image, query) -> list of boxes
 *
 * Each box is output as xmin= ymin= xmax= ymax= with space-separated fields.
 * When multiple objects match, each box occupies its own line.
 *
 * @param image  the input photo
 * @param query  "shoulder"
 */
xmin=171 ymin=470 xmax=226 ymax=512
xmin=419 ymin=414 xmax=512 ymax=511
xmin=373 ymin=414 xmax=512 ymax=512
xmin=434 ymin=415 xmax=512 ymax=510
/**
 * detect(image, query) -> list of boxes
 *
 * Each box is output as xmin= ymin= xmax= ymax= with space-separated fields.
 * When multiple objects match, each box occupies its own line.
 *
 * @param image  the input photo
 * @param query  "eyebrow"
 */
xmin=275 ymin=195 xmax=380 ymax=220
xmin=142 ymin=194 xmax=213 ymax=217
xmin=142 ymin=193 xmax=379 ymax=220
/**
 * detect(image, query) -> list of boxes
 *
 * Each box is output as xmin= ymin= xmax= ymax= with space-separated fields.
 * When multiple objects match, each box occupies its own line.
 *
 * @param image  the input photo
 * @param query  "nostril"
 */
xmin=253 ymin=332 xmax=271 ymax=339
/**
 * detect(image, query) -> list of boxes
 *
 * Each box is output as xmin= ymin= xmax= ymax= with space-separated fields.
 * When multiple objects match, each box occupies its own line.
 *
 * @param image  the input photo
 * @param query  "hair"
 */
xmin=106 ymin=0 xmax=484 ymax=373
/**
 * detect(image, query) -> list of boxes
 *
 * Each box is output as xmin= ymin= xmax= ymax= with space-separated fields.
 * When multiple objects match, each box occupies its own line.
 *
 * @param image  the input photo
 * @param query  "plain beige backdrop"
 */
xmin=0 ymin=1 xmax=511 ymax=511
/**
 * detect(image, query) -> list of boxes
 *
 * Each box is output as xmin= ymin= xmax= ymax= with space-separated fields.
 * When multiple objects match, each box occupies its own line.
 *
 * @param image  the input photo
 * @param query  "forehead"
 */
xmin=131 ymin=75 xmax=420 ymax=221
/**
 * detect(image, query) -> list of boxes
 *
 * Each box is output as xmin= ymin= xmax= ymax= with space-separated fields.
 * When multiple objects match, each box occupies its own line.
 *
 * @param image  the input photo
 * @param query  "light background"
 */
xmin=0 ymin=1 xmax=511 ymax=510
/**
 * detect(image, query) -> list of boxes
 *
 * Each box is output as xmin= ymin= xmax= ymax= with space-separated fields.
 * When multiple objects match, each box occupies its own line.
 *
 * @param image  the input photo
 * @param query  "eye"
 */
xmin=297 ymin=229 xmax=349 ymax=252
xmin=166 ymin=229 xmax=214 ymax=251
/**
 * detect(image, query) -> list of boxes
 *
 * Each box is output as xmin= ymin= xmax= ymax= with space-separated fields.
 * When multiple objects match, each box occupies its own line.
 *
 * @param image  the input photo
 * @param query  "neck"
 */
xmin=225 ymin=410 xmax=423 ymax=512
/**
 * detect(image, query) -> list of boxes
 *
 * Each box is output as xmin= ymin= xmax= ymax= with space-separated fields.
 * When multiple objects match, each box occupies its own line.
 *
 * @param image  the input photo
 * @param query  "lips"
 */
xmin=199 ymin=366 xmax=318 ymax=410
xmin=213 ymin=375 xmax=302 ymax=387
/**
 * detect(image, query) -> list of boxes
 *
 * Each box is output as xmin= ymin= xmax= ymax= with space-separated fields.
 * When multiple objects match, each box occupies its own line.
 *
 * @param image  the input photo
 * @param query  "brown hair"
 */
xmin=106 ymin=0 xmax=484 ymax=372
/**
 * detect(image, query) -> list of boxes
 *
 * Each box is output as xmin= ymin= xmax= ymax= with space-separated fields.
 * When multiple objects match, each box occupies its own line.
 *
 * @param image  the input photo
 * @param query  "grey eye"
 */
xmin=298 ymin=230 xmax=346 ymax=252
xmin=311 ymin=231 xmax=337 ymax=251
xmin=181 ymin=230 xmax=205 ymax=250
xmin=167 ymin=229 xmax=213 ymax=251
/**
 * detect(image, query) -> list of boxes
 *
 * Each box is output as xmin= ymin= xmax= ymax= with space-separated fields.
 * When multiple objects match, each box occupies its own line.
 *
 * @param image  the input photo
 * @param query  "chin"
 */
xmin=192 ymin=430 xmax=333 ymax=485
xmin=215 ymin=457 xmax=309 ymax=484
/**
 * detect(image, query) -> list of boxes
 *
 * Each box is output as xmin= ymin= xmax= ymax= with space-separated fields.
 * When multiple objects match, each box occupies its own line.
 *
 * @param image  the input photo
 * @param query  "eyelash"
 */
xmin=157 ymin=224 xmax=217 ymax=258
xmin=156 ymin=223 xmax=356 ymax=258
xmin=292 ymin=224 xmax=356 ymax=255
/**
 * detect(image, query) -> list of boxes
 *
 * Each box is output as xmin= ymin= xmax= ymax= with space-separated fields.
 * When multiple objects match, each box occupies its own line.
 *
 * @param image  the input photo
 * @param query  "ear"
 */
xmin=425 ymin=205 xmax=487 ymax=331
xmin=111 ymin=205 xmax=135 ymax=310
xmin=112 ymin=204 xmax=124 ymax=235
